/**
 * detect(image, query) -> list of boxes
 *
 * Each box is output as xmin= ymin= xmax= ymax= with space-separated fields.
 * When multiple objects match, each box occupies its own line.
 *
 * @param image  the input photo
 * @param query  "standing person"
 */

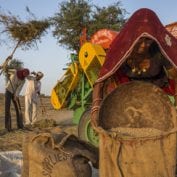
xmin=5 ymin=68 xmax=30 ymax=131
xmin=25 ymin=71 xmax=44 ymax=126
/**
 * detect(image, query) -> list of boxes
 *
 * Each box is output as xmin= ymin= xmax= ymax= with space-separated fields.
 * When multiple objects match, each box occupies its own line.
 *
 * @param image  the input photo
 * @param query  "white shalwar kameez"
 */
xmin=25 ymin=76 xmax=41 ymax=125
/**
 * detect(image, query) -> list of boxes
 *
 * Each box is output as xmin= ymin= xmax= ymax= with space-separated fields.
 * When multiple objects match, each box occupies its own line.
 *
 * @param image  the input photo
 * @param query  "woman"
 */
xmin=103 ymin=37 xmax=177 ymax=104
xmin=118 ymin=37 xmax=177 ymax=88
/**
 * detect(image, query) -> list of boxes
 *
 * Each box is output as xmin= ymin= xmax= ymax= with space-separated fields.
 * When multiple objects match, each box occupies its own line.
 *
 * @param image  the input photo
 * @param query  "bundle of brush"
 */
xmin=0 ymin=10 xmax=50 ymax=50
xmin=0 ymin=10 xmax=50 ymax=77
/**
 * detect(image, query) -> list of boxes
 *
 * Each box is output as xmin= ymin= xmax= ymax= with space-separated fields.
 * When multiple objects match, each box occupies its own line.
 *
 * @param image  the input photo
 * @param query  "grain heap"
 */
xmin=99 ymin=81 xmax=175 ymax=131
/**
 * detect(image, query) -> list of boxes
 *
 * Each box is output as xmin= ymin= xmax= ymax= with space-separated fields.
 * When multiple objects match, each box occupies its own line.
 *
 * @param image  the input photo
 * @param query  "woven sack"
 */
xmin=95 ymin=81 xmax=177 ymax=177
xmin=22 ymin=131 xmax=98 ymax=177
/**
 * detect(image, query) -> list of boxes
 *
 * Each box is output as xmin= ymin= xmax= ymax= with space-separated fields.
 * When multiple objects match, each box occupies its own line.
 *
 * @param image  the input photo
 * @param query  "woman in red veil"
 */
xmin=92 ymin=8 xmax=177 ymax=126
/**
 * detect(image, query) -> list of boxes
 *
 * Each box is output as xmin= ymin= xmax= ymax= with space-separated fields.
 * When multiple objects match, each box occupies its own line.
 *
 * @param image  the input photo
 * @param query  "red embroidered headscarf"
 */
xmin=96 ymin=8 xmax=177 ymax=83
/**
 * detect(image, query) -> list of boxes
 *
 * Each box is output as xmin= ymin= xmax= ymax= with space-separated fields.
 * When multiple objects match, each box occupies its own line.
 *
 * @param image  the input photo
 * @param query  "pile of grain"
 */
xmin=99 ymin=81 xmax=175 ymax=131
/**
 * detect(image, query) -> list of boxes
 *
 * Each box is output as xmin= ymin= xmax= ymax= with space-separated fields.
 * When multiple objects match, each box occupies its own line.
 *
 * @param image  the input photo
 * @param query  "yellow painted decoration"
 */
xmin=51 ymin=62 xmax=79 ymax=109
xmin=79 ymin=42 xmax=106 ymax=87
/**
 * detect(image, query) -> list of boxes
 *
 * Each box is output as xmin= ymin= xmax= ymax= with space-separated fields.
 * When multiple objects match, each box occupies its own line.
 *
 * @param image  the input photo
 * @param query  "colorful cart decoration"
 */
xmin=51 ymin=22 xmax=177 ymax=146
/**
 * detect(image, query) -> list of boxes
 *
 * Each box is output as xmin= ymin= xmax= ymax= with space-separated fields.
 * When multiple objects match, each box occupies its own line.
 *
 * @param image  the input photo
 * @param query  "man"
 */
xmin=5 ymin=68 xmax=30 ymax=131
xmin=25 ymin=71 xmax=44 ymax=126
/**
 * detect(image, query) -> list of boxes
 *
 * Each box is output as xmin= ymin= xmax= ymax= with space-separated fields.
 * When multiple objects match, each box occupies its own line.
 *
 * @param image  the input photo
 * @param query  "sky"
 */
xmin=0 ymin=0 xmax=177 ymax=96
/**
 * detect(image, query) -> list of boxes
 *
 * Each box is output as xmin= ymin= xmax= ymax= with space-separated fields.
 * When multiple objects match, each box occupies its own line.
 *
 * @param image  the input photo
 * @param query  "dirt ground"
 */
xmin=0 ymin=93 xmax=77 ymax=151
xmin=0 ymin=93 xmax=99 ymax=177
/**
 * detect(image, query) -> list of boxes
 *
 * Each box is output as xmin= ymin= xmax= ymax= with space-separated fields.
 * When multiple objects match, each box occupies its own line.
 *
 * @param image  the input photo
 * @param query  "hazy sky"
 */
xmin=0 ymin=0 xmax=177 ymax=96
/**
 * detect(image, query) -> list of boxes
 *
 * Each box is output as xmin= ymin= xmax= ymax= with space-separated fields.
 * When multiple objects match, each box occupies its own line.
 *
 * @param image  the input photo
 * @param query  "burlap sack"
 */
xmin=91 ymin=81 xmax=177 ymax=177
xmin=98 ymin=127 xmax=177 ymax=177
xmin=22 ymin=131 xmax=98 ymax=177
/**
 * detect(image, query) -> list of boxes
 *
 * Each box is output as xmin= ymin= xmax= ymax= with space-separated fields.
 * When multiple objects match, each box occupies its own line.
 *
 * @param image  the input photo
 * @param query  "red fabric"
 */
xmin=90 ymin=29 xmax=118 ymax=49
xmin=97 ymin=8 xmax=177 ymax=82
xmin=114 ymin=70 xmax=175 ymax=95
xmin=166 ymin=22 xmax=177 ymax=39
xmin=162 ymin=79 xmax=175 ymax=95
xmin=114 ymin=70 xmax=129 ymax=84
xmin=17 ymin=68 xmax=29 ymax=80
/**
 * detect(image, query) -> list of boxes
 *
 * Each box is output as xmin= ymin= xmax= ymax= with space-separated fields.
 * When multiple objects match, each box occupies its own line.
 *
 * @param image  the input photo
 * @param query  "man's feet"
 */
xmin=0 ymin=129 xmax=12 ymax=135
xmin=20 ymin=124 xmax=33 ymax=131
xmin=7 ymin=128 xmax=12 ymax=132
xmin=25 ymin=124 xmax=32 ymax=128
xmin=5 ymin=127 xmax=12 ymax=132
xmin=18 ymin=125 xmax=24 ymax=129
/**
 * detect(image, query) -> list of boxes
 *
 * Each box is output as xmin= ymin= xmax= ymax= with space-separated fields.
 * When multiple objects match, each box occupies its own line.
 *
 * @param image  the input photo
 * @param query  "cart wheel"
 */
xmin=78 ymin=109 xmax=99 ymax=147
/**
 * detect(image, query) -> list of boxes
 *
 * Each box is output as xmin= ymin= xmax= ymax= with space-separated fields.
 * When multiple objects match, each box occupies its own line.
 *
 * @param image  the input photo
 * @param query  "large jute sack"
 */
xmin=22 ymin=131 xmax=98 ymax=177
xmin=98 ymin=127 xmax=177 ymax=177
xmin=92 ymin=81 xmax=177 ymax=177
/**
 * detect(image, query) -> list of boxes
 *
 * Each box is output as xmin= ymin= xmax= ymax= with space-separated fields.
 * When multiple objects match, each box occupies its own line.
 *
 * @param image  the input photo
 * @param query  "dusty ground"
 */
xmin=0 ymin=93 xmax=99 ymax=177
xmin=1 ymin=92 xmax=176 ymax=176
xmin=0 ymin=93 xmax=77 ymax=151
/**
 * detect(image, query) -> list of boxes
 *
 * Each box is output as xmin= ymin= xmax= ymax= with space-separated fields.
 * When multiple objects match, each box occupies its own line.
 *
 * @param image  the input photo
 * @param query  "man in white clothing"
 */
xmin=25 ymin=71 xmax=44 ymax=125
